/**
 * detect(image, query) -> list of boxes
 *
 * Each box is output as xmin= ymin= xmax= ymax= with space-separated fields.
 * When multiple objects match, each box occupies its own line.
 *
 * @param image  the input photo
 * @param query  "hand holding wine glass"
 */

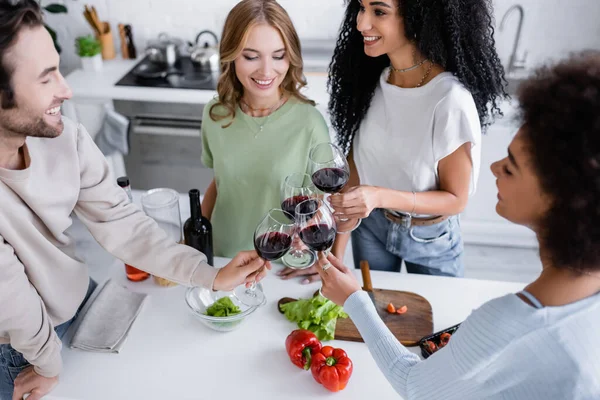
xmin=327 ymin=185 xmax=381 ymax=220
xmin=235 ymin=208 xmax=295 ymax=306
xmin=213 ymin=250 xmax=271 ymax=291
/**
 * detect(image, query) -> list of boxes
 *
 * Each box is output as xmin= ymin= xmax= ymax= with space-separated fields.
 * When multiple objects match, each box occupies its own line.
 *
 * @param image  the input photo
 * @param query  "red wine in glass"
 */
xmin=254 ymin=232 xmax=293 ymax=260
xmin=309 ymin=142 xmax=351 ymax=228
xmin=308 ymin=143 xmax=350 ymax=195
xmin=311 ymin=168 xmax=350 ymax=194
xmin=296 ymin=198 xmax=337 ymax=254
xmin=296 ymin=198 xmax=337 ymax=299
xmin=281 ymin=196 xmax=320 ymax=220
xmin=281 ymin=195 xmax=310 ymax=219
xmin=280 ymin=173 xmax=319 ymax=269
xmin=298 ymin=224 xmax=336 ymax=252
xmin=236 ymin=208 xmax=294 ymax=306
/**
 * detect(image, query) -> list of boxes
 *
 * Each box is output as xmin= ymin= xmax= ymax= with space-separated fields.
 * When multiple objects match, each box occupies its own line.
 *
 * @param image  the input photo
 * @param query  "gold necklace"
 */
xmin=415 ymin=61 xmax=434 ymax=88
xmin=390 ymin=58 xmax=428 ymax=73
xmin=240 ymin=94 xmax=285 ymax=137
xmin=387 ymin=61 xmax=434 ymax=88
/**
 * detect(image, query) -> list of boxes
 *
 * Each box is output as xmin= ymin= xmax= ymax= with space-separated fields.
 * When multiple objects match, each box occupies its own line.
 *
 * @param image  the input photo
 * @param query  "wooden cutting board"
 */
xmin=334 ymin=288 xmax=433 ymax=346
xmin=278 ymin=262 xmax=434 ymax=346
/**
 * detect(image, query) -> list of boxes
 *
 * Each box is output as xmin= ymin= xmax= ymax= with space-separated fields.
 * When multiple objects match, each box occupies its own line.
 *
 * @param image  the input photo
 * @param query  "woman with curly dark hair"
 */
xmin=278 ymin=0 xmax=507 ymax=283
xmin=315 ymin=52 xmax=600 ymax=399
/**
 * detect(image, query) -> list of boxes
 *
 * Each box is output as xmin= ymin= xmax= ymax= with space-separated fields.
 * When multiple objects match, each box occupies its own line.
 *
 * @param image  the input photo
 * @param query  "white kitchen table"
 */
xmin=46 ymin=254 xmax=527 ymax=400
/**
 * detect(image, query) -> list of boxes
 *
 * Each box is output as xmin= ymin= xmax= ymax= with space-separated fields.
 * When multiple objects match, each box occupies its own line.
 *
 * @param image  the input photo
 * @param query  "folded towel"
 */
xmin=69 ymin=279 xmax=148 ymax=353
xmin=94 ymin=105 xmax=130 ymax=156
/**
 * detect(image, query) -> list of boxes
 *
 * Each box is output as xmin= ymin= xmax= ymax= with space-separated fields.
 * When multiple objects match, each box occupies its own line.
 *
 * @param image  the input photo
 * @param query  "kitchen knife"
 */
xmin=360 ymin=260 xmax=377 ymax=307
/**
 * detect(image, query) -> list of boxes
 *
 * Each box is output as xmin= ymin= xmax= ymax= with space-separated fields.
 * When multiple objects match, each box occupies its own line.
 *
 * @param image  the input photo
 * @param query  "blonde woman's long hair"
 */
xmin=210 ymin=0 xmax=315 ymax=127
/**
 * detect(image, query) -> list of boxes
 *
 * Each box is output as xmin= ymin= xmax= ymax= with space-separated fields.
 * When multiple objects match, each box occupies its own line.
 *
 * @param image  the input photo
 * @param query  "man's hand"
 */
xmin=212 ymin=250 xmax=271 ymax=291
xmin=12 ymin=366 xmax=58 ymax=400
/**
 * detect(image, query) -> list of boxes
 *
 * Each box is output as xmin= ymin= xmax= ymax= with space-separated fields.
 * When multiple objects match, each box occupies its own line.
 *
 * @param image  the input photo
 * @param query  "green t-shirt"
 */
xmin=201 ymin=96 xmax=330 ymax=258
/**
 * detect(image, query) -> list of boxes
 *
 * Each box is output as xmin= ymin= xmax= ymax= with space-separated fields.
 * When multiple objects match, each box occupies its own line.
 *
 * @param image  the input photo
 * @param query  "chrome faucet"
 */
xmin=500 ymin=4 xmax=527 ymax=75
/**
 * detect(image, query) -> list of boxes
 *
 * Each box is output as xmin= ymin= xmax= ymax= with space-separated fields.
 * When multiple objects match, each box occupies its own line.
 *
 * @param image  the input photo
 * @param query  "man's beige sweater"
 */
xmin=0 ymin=118 xmax=217 ymax=377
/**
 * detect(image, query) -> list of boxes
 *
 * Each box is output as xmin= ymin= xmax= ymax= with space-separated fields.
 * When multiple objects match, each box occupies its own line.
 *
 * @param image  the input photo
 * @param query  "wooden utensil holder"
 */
xmin=97 ymin=22 xmax=115 ymax=60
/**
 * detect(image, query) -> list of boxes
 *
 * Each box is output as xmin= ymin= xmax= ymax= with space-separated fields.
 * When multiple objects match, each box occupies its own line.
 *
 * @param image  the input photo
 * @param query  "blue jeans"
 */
xmin=351 ymin=209 xmax=464 ymax=276
xmin=0 ymin=279 xmax=97 ymax=400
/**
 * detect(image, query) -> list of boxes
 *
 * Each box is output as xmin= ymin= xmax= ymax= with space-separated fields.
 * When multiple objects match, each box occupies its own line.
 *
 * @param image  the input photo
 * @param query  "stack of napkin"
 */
xmin=70 ymin=279 xmax=148 ymax=353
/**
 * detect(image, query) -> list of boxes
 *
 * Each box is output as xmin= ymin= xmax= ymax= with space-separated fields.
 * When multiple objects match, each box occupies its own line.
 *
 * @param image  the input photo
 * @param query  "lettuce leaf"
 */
xmin=205 ymin=297 xmax=242 ymax=317
xmin=280 ymin=295 xmax=348 ymax=341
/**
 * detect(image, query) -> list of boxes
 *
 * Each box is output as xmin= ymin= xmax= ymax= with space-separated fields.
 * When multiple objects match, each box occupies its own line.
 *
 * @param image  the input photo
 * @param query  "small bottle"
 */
xmin=184 ymin=189 xmax=214 ymax=265
xmin=117 ymin=176 xmax=150 ymax=282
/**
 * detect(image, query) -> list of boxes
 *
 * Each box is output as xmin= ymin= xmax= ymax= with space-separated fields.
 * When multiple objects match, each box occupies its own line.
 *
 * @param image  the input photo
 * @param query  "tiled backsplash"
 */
xmin=46 ymin=0 xmax=600 ymax=75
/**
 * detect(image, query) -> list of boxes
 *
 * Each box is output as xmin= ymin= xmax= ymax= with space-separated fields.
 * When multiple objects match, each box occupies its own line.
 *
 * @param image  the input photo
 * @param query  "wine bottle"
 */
xmin=184 ymin=189 xmax=214 ymax=265
xmin=117 ymin=176 xmax=150 ymax=282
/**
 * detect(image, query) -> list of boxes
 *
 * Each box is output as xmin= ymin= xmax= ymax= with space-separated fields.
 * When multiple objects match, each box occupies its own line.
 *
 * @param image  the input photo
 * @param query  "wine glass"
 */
xmin=280 ymin=173 xmax=319 ymax=269
xmin=296 ymin=198 xmax=336 ymax=255
xmin=295 ymin=198 xmax=337 ymax=298
xmin=309 ymin=142 xmax=352 ymax=229
xmin=308 ymin=142 xmax=350 ymax=196
xmin=235 ymin=208 xmax=295 ymax=306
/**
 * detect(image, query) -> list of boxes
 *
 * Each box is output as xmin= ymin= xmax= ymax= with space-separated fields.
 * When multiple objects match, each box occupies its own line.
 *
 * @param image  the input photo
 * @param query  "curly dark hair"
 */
xmin=518 ymin=52 xmax=600 ymax=272
xmin=328 ymin=0 xmax=508 ymax=154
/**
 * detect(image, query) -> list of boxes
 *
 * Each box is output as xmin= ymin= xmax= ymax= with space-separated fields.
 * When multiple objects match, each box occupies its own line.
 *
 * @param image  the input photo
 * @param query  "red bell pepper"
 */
xmin=285 ymin=329 xmax=322 ymax=370
xmin=310 ymin=346 xmax=353 ymax=392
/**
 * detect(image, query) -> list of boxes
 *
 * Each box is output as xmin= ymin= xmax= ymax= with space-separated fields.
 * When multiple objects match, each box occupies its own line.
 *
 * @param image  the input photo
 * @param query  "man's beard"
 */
xmin=1 ymin=112 xmax=63 ymax=139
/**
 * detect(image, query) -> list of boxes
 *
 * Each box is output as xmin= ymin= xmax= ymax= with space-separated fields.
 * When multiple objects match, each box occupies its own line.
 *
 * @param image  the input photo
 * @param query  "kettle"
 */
xmin=190 ymin=30 xmax=220 ymax=73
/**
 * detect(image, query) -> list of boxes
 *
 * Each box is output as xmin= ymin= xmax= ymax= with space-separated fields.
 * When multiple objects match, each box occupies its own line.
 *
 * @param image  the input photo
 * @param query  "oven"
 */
xmin=113 ymin=99 xmax=214 ymax=194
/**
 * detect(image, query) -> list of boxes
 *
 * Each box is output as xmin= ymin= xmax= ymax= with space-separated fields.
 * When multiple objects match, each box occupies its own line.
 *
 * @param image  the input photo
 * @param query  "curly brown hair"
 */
xmin=210 ymin=0 xmax=314 ymax=128
xmin=518 ymin=52 xmax=600 ymax=272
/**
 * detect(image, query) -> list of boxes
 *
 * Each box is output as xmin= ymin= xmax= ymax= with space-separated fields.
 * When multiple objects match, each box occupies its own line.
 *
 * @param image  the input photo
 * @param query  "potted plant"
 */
xmin=76 ymin=35 xmax=102 ymax=72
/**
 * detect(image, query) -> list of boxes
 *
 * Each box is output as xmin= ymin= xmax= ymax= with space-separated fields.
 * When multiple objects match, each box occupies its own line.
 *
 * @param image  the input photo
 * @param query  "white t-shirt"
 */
xmin=354 ymin=68 xmax=481 ymax=197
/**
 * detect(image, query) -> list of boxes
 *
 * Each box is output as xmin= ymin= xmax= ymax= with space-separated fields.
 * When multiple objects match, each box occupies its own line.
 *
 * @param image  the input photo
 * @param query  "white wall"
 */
xmin=46 ymin=0 xmax=600 ymax=75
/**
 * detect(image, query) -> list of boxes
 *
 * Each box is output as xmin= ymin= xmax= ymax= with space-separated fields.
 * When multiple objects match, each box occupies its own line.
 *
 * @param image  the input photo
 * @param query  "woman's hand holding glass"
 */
xmin=328 ymin=185 xmax=380 ymax=220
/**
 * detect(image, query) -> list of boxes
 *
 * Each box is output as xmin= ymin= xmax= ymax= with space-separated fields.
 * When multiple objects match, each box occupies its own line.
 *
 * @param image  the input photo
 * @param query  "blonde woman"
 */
xmin=201 ymin=0 xmax=330 ymax=258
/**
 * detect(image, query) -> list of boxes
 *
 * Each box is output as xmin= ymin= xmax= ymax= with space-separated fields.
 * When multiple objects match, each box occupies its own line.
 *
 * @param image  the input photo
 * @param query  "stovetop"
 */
xmin=115 ymin=56 xmax=218 ymax=90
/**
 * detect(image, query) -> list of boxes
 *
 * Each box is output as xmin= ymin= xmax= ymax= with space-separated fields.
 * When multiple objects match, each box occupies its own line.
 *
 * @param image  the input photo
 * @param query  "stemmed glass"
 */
xmin=308 ymin=142 xmax=350 ymax=197
xmin=235 ymin=208 xmax=295 ymax=306
xmin=309 ymin=142 xmax=353 ymax=231
xmin=280 ymin=173 xmax=319 ymax=269
xmin=295 ymin=198 xmax=337 ymax=297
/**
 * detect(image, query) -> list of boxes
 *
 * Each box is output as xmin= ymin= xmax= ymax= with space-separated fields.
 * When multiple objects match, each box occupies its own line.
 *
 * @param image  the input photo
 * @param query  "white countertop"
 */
xmin=65 ymin=58 xmax=330 ymax=109
xmin=47 ymin=257 xmax=526 ymax=400
xmin=50 ymin=198 xmax=527 ymax=400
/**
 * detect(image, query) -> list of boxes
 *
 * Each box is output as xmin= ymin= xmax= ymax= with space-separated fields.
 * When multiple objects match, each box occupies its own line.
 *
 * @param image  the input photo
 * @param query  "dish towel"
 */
xmin=69 ymin=279 xmax=148 ymax=353
xmin=94 ymin=104 xmax=130 ymax=156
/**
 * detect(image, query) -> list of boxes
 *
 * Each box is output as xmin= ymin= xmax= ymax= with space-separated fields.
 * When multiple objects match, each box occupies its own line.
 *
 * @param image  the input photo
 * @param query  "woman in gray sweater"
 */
xmin=317 ymin=53 xmax=600 ymax=399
